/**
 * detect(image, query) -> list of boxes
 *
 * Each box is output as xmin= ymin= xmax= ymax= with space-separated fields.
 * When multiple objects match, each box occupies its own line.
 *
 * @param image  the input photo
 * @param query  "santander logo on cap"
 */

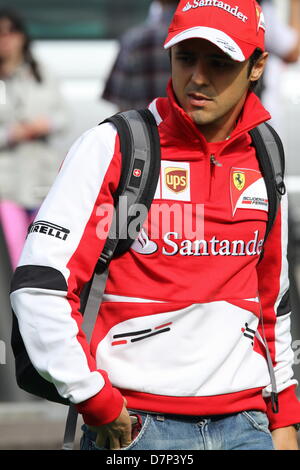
xmin=182 ymin=0 xmax=249 ymax=23
xmin=164 ymin=0 xmax=265 ymax=62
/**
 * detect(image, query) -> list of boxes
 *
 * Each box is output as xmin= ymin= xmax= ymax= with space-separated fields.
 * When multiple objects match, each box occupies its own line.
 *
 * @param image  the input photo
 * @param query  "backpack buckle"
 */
xmin=271 ymin=391 xmax=279 ymax=414
xmin=95 ymin=250 xmax=113 ymax=273
xmin=275 ymin=176 xmax=286 ymax=196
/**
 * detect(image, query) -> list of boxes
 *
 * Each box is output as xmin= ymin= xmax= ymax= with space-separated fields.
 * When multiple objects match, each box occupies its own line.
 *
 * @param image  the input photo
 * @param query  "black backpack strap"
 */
xmin=62 ymin=109 xmax=161 ymax=450
xmin=102 ymin=109 xmax=161 ymax=258
xmin=249 ymin=122 xmax=286 ymax=245
xmin=250 ymin=122 xmax=286 ymax=415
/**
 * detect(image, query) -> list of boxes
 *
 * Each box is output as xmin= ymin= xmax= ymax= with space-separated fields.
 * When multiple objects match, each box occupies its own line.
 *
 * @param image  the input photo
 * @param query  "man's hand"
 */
xmin=88 ymin=398 xmax=132 ymax=450
xmin=8 ymin=117 xmax=51 ymax=145
xmin=271 ymin=426 xmax=299 ymax=450
xmin=8 ymin=123 xmax=32 ymax=144
xmin=25 ymin=117 xmax=51 ymax=139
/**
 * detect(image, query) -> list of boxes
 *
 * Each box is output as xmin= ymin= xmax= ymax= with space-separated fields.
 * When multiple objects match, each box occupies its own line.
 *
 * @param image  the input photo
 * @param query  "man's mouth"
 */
xmin=187 ymin=93 xmax=213 ymax=107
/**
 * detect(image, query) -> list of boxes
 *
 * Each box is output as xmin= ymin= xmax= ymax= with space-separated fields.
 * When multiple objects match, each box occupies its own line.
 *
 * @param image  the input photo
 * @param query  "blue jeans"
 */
xmin=80 ymin=409 xmax=275 ymax=450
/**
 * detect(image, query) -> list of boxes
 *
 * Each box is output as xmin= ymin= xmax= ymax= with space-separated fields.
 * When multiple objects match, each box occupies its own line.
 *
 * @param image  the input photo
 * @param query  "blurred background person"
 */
xmin=0 ymin=8 xmax=68 ymax=270
xmin=101 ymin=0 xmax=178 ymax=111
xmin=147 ymin=0 xmax=164 ymax=24
xmin=258 ymin=0 xmax=300 ymax=131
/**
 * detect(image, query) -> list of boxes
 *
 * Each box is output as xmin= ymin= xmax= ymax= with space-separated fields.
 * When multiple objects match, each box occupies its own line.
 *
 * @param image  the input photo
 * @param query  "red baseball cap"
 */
xmin=164 ymin=0 xmax=265 ymax=61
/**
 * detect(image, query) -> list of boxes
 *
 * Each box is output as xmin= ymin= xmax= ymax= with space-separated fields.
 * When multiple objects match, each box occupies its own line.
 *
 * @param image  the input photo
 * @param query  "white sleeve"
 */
xmin=10 ymin=123 xmax=121 ymax=405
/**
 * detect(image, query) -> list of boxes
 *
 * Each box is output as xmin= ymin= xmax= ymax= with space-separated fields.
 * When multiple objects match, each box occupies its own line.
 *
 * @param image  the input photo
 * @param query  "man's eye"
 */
xmin=176 ymin=55 xmax=195 ymax=64
xmin=211 ymin=59 xmax=232 ymax=68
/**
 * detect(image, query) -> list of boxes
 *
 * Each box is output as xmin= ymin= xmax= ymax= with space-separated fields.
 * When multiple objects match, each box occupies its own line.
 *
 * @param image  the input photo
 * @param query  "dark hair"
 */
xmin=247 ymin=47 xmax=264 ymax=91
xmin=0 ymin=8 xmax=42 ymax=82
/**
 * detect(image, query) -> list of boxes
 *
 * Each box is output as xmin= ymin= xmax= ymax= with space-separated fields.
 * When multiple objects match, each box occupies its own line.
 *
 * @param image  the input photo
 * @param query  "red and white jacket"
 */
xmin=11 ymin=82 xmax=300 ymax=431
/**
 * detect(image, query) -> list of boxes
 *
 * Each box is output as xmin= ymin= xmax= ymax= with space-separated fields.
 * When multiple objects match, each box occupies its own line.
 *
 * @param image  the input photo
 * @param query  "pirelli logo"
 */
xmin=28 ymin=221 xmax=70 ymax=241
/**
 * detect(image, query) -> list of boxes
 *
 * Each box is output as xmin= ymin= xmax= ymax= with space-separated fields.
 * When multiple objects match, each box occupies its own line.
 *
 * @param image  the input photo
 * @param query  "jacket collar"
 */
xmin=156 ymin=79 xmax=271 ymax=156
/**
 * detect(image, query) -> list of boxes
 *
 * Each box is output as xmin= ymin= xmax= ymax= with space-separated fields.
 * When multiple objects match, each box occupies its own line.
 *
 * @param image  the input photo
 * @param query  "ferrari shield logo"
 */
xmin=165 ymin=167 xmax=188 ymax=193
xmin=233 ymin=172 xmax=245 ymax=191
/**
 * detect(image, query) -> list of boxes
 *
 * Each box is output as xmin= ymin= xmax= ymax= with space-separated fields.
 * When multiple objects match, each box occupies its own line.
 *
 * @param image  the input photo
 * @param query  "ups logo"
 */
xmin=165 ymin=167 xmax=188 ymax=193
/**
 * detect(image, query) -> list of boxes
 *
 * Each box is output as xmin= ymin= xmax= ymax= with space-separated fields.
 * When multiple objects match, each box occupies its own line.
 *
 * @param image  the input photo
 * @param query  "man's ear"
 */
xmin=250 ymin=52 xmax=269 ymax=83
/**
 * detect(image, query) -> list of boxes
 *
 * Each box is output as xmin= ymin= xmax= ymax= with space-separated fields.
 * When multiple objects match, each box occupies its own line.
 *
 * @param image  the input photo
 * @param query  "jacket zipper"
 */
xmin=210 ymin=154 xmax=222 ymax=167
xmin=204 ymin=154 xmax=223 ymax=201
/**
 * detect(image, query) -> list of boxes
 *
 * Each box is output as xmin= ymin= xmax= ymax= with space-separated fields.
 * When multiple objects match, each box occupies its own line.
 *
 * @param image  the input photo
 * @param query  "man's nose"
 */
xmin=191 ymin=60 xmax=209 ymax=85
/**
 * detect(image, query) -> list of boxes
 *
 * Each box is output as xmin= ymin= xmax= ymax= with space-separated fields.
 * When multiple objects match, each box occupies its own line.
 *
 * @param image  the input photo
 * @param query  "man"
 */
xmin=11 ymin=0 xmax=300 ymax=450
xmin=101 ymin=0 xmax=178 ymax=111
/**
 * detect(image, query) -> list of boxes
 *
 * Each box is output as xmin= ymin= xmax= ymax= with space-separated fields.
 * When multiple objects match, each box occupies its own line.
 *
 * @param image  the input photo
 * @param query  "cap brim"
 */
xmin=164 ymin=26 xmax=254 ymax=62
